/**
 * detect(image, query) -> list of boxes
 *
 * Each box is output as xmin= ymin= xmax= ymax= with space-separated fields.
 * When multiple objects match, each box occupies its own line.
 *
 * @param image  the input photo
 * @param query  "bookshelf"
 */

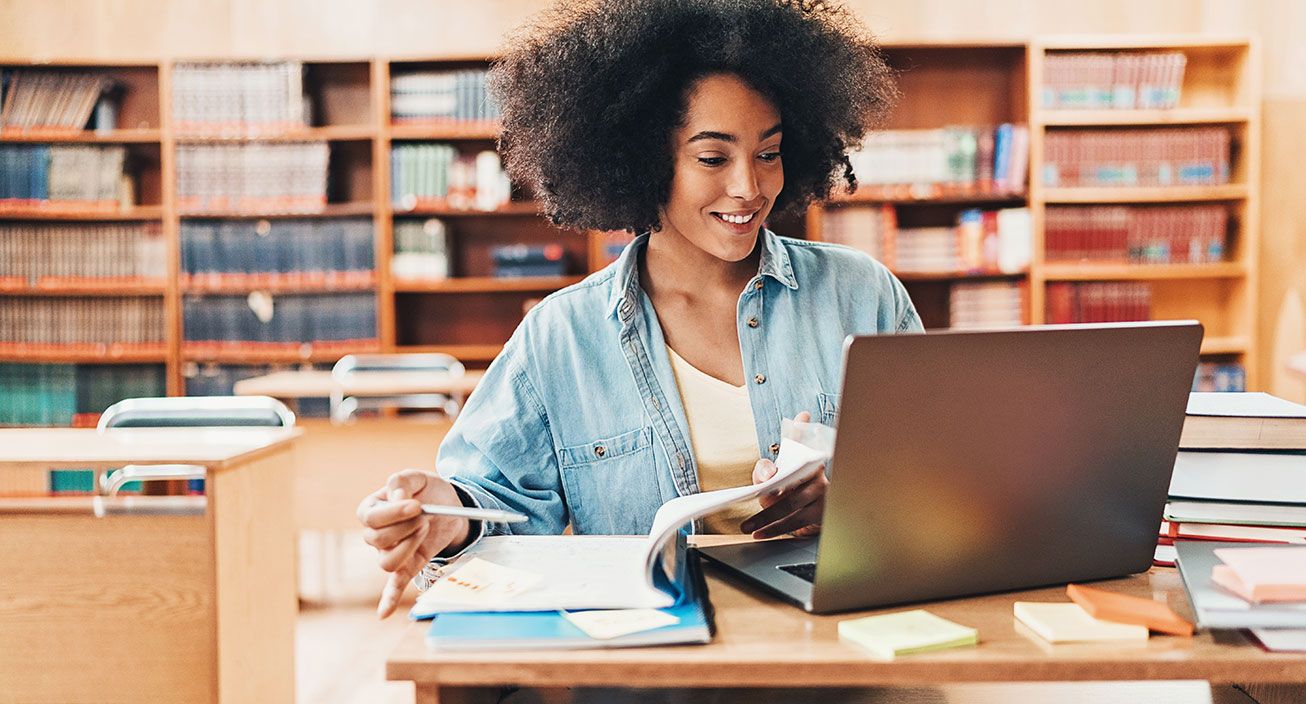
xmin=0 ymin=37 xmax=1264 ymax=428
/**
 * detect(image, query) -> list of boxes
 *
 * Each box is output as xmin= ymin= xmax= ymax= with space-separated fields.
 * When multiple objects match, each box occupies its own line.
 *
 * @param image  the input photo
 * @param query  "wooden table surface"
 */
xmin=233 ymin=370 xmax=484 ymax=399
xmin=387 ymin=560 xmax=1306 ymax=690
xmin=0 ymin=427 xmax=301 ymax=470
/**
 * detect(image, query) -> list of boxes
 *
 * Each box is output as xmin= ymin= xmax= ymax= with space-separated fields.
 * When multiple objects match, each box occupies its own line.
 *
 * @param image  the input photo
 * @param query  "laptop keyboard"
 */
xmin=777 ymin=562 xmax=817 ymax=583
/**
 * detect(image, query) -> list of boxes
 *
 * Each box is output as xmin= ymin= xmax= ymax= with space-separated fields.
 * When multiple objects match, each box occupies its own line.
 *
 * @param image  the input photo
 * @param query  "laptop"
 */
xmin=697 ymin=321 xmax=1204 ymax=614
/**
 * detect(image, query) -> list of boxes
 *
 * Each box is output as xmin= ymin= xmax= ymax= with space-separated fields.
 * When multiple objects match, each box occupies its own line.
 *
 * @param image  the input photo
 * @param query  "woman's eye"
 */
xmin=697 ymin=156 xmax=726 ymax=166
xmin=759 ymin=151 xmax=781 ymax=163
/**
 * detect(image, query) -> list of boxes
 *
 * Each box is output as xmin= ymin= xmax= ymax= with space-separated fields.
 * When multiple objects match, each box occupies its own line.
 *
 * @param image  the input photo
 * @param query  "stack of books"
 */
xmin=845 ymin=124 xmax=1028 ymax=197
xmin=821 ymin=205 xmax=1031 ymax=275
xmin=171 ymin=62 xmax=307 ymax=136
xmin=1044 ymin=204 xmax=1228 ymax=264
xmin=390 ymin=69 xmax=499 ymax=127
xmin=0 ymin=222 xmax=166 ymax=288
xmin=0 ymin=144 xmax=128 ymax=211
xmin=1042 ymin=51 xmax=1186 ymax=110
xmin=1161 ymin=392 xmax=1306 ymax=564
xmin=0 ymin=69 xmax=112 ymax=131
xmin=1176 ymin=541 xmax=1306 ymax=651
xmin=180 ymin=218 xmax=374 ymax=289
xmin=390 ymin=144 xmax=511 ymax=211
xmin=176 ymin=143 xmax=330 ymax=213
xmin=392 ymin=218 xmax=450 ymax=280
xmin=1045 ymin=281 xmax=1151 ymax=324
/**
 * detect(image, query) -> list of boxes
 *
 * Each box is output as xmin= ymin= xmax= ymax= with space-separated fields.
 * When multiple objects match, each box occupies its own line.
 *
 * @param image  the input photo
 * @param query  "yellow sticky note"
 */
xmin=1014 ymin=602 xmax=1149 ymax=643
xmin=562 ymin=609 xmax=680 ymax=640
xmin=838 ymin=609 xmax=978 ymax=659
xmin=422 ymin=557 xmax=542 ymax=607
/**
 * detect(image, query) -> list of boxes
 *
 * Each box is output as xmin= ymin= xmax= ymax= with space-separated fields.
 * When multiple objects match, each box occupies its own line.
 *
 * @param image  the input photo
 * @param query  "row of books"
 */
xmin=1041 ymin=52 xmax=1186 ymax=110
xmin=1042 ymin=127 xmax=1231 ymax=188
xmin=846 ymin=124 xmax=1029 ymax=196
xmin=1044 ymin=281 xmax=1150 ymax=324
xmin=821 ymin=205 xmax=1032 ymax=274
xmin=392 ymin=218 xmax=450 ymax=280
xmin=180 ymin=218 xmax=374 ymax=287
xmin=171 ymin=62 xmax=308 ymax=135
xmin=1193 ymin=362 xmax=1246 ymax=393
xmin=182 ymin=292 xmax=378 ymax=347
xmin=1044 ymin=205 xmax=1229 ymax=264
xmin=949 ymin=281 xmax=1025 ymax=330
xmin=0 ymin=362 xmax=165 ymax=427
xmin=391 ymin=69 xmax=500 ymax=125
xmin=0 ymin=144 xmax=127 ymax=208
xmin=0 ymin=69 xmax=112 ymax=131
xmin=176 ymin=142 xmax=329 ymax=213
xmin=0 ymin=297 xmax=165 ymax=347
xmin=0 ymin=223 xmax=166 ymax=286
xmin=391 ymin=144 xmax=512 ymax=211
xmin=184 ymin=362 xmax=329 ymax=417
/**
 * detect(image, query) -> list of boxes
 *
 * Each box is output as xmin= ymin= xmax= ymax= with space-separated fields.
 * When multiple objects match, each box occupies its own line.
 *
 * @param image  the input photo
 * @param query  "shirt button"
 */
xmin=594 ymin=446 xmax=606 ymax=458
xmin=754 ymin=280 xmax=764 ymax=291
xmin=769 ymin=442 xmax=780 ymax=455
xmin=754 ymin=373 xmax=766 ymax=384
xmin=747 ymin=317 xmax=759 ymax=328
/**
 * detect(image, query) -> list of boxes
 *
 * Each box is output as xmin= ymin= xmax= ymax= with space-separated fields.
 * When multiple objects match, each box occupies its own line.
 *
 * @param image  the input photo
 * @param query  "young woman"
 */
xmin=360 ymin=0 xmax=920 ymax=618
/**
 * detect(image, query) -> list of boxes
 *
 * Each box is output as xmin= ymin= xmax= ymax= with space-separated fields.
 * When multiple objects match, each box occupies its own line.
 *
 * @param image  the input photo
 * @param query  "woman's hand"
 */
xmin=357 ymin=469 xmax=473 ymax=618
xmin=740 ymin=411 xmax=826 ymax=539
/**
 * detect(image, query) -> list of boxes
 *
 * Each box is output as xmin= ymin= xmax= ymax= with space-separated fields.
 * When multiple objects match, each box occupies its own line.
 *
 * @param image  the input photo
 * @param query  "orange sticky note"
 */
xmin=1066 ymin=583 xmax=1193 ymax=637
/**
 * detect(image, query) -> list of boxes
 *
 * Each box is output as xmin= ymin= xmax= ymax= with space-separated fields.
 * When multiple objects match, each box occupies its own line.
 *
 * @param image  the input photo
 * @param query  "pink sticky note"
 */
xmin=1213 ymin=547 xmax=1306 ymax=603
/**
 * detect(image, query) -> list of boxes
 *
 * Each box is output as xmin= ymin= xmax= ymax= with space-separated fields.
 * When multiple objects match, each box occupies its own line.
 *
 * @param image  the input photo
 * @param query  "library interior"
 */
xmin=2 ymin=1 xmax=1306 ymax=703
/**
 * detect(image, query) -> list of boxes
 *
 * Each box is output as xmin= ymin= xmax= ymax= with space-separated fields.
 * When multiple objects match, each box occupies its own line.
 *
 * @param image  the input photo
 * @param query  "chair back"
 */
xmin=329 ymin=353 xmax=466 ymax=424
xmin=98 ymin=395 xmax=296 ymax=430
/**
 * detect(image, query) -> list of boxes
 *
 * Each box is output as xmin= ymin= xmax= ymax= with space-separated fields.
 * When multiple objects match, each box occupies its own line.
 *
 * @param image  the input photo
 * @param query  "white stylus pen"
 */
xmin=377 ymin=499 xmax=528 ymax=524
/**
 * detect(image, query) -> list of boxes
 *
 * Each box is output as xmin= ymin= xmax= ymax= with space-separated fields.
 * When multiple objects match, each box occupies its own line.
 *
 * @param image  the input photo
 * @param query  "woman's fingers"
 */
xmin=363 ymin=517 xmax=425 ymax=551
xmin=752 ymin=502 xmax=824 ymax=539
xmin=741 ymin=472 xmax=826 ymax=534
xmin=378 ymin=518 xmax=431 ymax=573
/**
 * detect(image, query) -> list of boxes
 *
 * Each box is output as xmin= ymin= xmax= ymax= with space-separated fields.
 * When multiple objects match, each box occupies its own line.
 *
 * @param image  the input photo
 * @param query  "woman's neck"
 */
xmin=640 ymin=227 xmax=760 ymax=303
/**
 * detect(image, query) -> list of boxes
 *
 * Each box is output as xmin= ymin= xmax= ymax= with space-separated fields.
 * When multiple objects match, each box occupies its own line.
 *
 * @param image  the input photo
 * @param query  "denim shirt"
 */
xmin=439 ymin=228 xmax=922 ymax=541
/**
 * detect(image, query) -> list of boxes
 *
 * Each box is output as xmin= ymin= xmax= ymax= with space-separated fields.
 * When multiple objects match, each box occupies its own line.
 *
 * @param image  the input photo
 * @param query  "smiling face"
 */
xmin=658 ymin=73 xmax=784 ymax=263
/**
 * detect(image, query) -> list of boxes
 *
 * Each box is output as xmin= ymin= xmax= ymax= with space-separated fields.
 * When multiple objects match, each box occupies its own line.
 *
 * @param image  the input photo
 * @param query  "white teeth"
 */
xmin=717 ymin=212 xmax=755 ymax=225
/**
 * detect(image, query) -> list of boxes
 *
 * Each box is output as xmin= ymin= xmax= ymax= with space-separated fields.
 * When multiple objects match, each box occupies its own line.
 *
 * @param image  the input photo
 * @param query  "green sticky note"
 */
xmin=838 ymin=609 xmax=978 ymax=659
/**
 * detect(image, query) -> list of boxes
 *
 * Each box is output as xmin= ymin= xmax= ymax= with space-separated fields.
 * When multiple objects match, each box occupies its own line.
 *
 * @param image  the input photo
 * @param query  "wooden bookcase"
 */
xmin=0 ymin=37 xmax=1264 ymax=417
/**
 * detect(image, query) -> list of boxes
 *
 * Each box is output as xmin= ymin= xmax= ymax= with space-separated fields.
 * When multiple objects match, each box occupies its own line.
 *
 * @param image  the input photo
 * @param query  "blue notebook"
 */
xmin=424 ymin=548 xmax=715 ymax=650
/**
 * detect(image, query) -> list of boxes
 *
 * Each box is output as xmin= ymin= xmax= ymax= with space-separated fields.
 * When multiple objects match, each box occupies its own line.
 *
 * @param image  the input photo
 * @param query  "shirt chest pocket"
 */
xmin=818 ymin=392 xmax=841 ymax=427
xmin=557 ymin=426 xmax=657 ymax=516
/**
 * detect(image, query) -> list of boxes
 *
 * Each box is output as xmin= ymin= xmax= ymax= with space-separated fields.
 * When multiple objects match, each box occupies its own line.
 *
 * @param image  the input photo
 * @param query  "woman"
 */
xmin=360 ymin=0 xmax=920 ymax=618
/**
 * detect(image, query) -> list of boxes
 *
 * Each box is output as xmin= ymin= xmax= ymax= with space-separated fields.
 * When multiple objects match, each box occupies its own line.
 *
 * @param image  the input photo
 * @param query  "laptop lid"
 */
xmin=808 ymin=321 xmax=1203 ymax=613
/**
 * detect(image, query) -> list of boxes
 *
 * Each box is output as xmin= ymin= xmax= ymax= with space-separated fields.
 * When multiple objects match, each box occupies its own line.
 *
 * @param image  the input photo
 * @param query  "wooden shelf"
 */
xmin=178 ymin=202 xmax=375 ymax=219
xmin=0 ymin=128 xmax=162 ymax=144
xmin=393 ymin=202 xmax=541 ymax=217
xmin=1038 ymin=36 xmax=1251 ymax=50
xmin=173 ymin=126 xmax=374 ymax=143
xmin=0 ymin=281 xmax=168 ymax=296
xmin=182 ymin=343 xmax=383 ymax=364
xmin=0 ymin=346 xmax=168 ymax=364
xmin=393 ymin=276 xmax=582 ymax=294
xmin=1040 ymin=185 xmax=1248 ymax=204
xmin=181 ymin=278 xmax=376 ymax=295
xmin=1037 ymin=107 xmax=1253 ymax=127
xmin=829 ymin=190 xmax=1026 ymax=207
xmin=1040 ymin=262 xmax=1246 ymax=281
xmin=895 ymin=270 xmax=1028 ymax=282
xmin=395 ymin=344 xmax=504 ymax=363
xmin=389 ymin=123 xmax=500 ymax=141
xmin=0 ymin=205 xmax=164 ymax=221
xmin=1201 ymin=336 xmax=1249 ymax=355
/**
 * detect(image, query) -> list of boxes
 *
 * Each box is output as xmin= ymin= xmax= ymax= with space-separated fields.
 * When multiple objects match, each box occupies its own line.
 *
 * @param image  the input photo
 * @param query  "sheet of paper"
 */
xmin=1215 ymin=546 xmax=1306 ymax=586
xmin=562 ymin=609 xmax=680 ymax=640
xmin=419 ymin=557 xmax=543 ymax=608
xmin=1014 ymin=602 xmax=1149 ymax=643
xmin=1187 ymin=392 xmax=1306 ymax=418
xmin=1251 ymin=628 xmax=1306 ymax=652
xmin=413 ymin=536 xmax=673 ymax=613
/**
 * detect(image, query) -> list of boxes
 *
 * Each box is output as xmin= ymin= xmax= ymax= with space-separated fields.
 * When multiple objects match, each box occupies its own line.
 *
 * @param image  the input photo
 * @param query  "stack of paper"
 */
xmin=1211 ymin=546 xmax=1306 ymax=604
xmin=837 ymin=609 xmax=977 ymax=659
xmin=1013 ymin=602 xmax=1149 ymax=643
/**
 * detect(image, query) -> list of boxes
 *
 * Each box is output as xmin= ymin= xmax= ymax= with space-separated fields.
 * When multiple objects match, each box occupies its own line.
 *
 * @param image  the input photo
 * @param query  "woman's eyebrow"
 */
xmin=686 ymin=123 xmax=783 ymax=144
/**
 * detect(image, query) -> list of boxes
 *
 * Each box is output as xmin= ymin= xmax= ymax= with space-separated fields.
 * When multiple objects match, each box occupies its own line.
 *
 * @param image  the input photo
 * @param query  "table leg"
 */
xmin=1233 ymin=684 xmax=1306 ymax=704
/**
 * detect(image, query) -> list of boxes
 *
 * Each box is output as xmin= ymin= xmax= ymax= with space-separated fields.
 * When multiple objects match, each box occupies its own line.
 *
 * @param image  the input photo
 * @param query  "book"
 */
xmin=411 ymin=419 xmax=832 ymax=617
xmin=1210 ymin=546 xmax=1306 ymax=603
xmin=1165 ymin=500 xmax=1306 ymax=528
xmin=1175 ymin=540 xmax=1306 ymax=629
xmin=1169 ymin=451 xmax=1306 ymax=505
xmin=837 ymin=609 xmax=977 ymax=659
xmin=1161 ymin=520 xmax=1306 ymax=544
xmin=424 ymin=549 xmax=713 ymax=650
xmin=1181 ymin=392 xmax=1306 ymax=450
xmin=1065 ymin=583 xmax=1192 ymax=636
xmin=1013 ymin=602 xmax=1149 ymax=643
xmin=1250 ymin=629 xmax=1306 ymax=652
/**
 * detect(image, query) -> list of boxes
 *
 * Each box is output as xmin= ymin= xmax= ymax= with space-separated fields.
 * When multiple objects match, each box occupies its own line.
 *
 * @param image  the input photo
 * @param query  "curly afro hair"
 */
xmin=488 ymin=0 xmax=898 ymax=233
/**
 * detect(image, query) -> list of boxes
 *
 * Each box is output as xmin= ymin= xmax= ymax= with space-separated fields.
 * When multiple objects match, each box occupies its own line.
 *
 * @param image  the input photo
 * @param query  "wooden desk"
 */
xmin=386 ymin=557 xmax=1306 ymax=704
xmin=0 ymin=428 xmax=300 ymax=704
xmin=232 ymin=369 xmax=483 ymax=399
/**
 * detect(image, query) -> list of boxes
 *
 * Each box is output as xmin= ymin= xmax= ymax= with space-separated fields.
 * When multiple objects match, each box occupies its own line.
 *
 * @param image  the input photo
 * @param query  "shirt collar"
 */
xmin=607 ymin=228 xmax=799 ymax=320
